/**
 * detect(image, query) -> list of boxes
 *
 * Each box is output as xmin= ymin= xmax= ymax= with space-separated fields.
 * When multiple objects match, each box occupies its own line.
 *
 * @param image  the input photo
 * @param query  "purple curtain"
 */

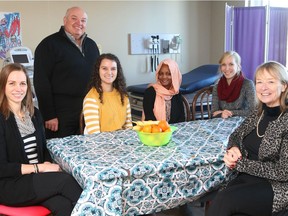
xmin=268 ymin=7 xmax=288 ymax=66
xmin=233 ymin=7 xmax=266 ymax=80
xmin=225 ymin=4 xmax=233 ymax=51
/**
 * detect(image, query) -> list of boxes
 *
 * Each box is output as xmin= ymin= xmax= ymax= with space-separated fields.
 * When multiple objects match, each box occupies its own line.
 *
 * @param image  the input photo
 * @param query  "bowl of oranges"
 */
xmin=133 ymin=120 xmax=177 ymax=147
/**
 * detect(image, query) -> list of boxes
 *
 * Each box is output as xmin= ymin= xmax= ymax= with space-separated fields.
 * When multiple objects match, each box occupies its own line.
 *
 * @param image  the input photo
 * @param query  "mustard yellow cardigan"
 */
xmin=83 ymin=88 xmax=132 ymax=134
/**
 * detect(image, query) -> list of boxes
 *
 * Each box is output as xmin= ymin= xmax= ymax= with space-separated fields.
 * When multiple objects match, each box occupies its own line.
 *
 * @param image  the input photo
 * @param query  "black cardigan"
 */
xmin=34 ymin=26 xmax=100 ymax=121
xmin=0 ymin=108 xmax=51 ymax=205
xmin=143 ymin=86 xmax=185 ymax=123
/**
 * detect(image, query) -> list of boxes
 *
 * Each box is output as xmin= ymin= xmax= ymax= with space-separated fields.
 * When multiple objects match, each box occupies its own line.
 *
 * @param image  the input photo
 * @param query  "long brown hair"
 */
xmin=0 ymin=63 xmax=34 ymax=119
xmin=87 ymin=53 xmax=128 ymax=105
xmin=254 ymin=61 xmax=288 ymax=115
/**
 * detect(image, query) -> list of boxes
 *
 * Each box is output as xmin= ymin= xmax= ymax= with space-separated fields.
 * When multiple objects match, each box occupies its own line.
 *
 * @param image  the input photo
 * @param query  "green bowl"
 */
xmin=136 ymin=126 xmax=177 ymax=147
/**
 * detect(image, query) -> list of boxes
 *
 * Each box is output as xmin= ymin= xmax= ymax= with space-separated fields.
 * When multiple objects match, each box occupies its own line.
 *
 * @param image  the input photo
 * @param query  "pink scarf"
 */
xmin=151 ymin=59 xmax=182 ymax=121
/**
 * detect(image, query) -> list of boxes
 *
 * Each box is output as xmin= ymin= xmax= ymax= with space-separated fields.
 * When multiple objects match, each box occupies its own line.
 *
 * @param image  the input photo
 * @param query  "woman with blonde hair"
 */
xmin=212 ymin=51 xmax=256 ymax=118
xmin=208 ymin=61 xmax=288 ymax=216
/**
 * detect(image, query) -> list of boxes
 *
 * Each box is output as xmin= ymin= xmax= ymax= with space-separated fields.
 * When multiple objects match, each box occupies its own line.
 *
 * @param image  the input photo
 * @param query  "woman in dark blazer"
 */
xmin=207 ymin=61 xmax=288 ymax=215
xmin=0 ymin=63 xmax=82 ymax=216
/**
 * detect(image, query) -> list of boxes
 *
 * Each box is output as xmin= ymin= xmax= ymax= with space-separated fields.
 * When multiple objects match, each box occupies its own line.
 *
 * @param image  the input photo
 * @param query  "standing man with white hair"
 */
xmin=34 ymin=6 xmax=100 ymax=138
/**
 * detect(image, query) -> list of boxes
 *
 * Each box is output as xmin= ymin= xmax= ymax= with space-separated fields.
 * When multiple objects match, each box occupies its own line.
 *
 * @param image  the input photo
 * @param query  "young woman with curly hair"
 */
xmin=82 ymin=53 xmax=132 ymax=134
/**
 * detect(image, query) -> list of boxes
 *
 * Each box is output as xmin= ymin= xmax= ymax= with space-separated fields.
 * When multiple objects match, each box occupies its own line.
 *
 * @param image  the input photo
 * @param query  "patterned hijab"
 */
xmin=151 ymin=59 xmax=182 ymax=121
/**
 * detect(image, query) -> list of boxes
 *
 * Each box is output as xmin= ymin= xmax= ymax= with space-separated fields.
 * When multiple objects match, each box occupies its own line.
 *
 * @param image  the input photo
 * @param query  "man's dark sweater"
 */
xmin=34 ymin=26 xmax=100 ymax=137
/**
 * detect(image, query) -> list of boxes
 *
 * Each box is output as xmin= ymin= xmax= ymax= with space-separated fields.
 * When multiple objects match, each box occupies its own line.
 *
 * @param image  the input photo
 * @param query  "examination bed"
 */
xmin=127 ymin=64 xmax=220 ymax=120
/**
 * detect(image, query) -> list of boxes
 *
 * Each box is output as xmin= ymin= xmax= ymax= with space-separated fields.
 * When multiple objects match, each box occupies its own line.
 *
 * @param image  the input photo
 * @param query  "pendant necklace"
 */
xmin=10 ymin=108 xmax=25 ymax=122
xmin=256 ymin=110 xmax=283 ymax=138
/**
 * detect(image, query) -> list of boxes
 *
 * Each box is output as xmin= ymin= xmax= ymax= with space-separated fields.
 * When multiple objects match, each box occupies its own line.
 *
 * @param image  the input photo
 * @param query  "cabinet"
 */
xmin=129 ymin=92 xmax=144 ymax=121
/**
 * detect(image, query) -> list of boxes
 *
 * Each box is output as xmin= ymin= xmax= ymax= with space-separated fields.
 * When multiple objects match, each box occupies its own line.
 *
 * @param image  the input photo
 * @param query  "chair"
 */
xmin=80 ymin=96 xmax=191 ymax=132
xmin=191 ymin=86 xmax=213 ymax=121
xmin=0 ymin=204 xmax=51 ymax=216
xmin=79 ymin=112 xmax=85 ymax=135
xmin=181 ymin=95 xmax=191 ymax=122
xmin=197 ymin=189 xmax=218 ymax=213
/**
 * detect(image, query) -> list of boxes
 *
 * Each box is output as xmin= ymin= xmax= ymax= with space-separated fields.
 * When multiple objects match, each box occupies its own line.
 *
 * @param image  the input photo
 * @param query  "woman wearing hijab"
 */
xmin=212 ymin=51 xmax=256 ymax=118
xmin=142 ymin=58 xmax=185 ymax=123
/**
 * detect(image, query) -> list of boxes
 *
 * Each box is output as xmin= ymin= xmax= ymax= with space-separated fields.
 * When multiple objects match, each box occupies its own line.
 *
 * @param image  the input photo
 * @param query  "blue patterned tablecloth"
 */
xmin=47 ymin=117 xmax=244 ymax=216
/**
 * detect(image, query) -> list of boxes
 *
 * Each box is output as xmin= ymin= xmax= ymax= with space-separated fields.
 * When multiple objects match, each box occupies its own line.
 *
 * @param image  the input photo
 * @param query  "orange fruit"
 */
xmin=151 ymin=125 xmax=162 ymax=133
xmin=164 ymin=127 xmax=171 ymax=132
xmin=142 ymin=125 xmax=152 ymax=133
xmin=158 ymin=120 xmax=169 ymax=131
xmin=137 ymin=126 xmax=143 ymax=131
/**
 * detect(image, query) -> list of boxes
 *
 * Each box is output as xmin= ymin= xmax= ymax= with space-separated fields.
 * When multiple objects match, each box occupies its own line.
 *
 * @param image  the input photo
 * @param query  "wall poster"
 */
xmin=0 ymin=12 xmax=21 ymax=59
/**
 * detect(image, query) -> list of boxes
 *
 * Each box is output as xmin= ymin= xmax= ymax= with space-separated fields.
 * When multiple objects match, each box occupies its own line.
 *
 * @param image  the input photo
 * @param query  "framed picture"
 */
xmin=0 ymin=12 xmax=22 ymax=59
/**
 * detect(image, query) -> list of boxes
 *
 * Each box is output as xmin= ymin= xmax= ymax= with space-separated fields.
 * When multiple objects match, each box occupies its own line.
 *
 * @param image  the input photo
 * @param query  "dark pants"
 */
xmin=31 ymin=172 xmax=82 ymax=216
xmin=45 ymin=111 xmax=81 ymax=139
xmin=207 ymin=173 xmax=273 ymax=216
xmin=45 ymin=96 xmax=82 ymax=139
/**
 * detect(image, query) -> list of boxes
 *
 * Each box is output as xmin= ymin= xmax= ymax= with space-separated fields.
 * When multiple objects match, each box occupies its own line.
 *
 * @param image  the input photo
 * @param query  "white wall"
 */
xmin=0 ymin=1 xmax=244 ymax=86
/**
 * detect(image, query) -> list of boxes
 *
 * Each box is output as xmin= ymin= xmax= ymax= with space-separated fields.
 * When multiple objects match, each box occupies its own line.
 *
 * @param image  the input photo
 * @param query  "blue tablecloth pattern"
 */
xmin=47 ymin=117 xmax=244 ymax=215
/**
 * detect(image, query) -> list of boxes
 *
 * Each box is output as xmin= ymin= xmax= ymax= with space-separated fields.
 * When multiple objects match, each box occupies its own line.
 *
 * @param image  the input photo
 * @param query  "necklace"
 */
xmin=15 ymin=113 xmax=25 ymax=121
xmin=19 ymin=115 xmax=25 ymax=121
xmin=10 ymin=108 xmax=25 ymax=122
xmin=256 ymin=110 xmax=284 ymax=138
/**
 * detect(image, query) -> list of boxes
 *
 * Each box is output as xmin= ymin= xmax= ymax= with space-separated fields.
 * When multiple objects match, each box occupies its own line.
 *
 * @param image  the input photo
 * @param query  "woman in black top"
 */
xmin=142 ymin=58 xmax=185 ymax=123
xmin=0 ymin=63 xmax=82 ymax=216
xmin=207 ymin=61 xmax=288 ymax=216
